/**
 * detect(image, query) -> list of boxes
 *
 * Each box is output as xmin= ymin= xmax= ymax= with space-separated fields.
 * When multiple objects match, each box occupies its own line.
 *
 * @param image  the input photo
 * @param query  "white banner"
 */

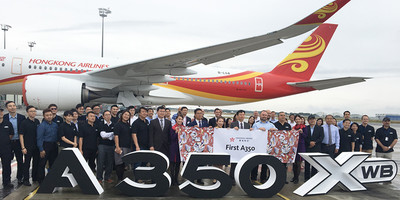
xmin=213 ymin=128 xmax=267 ymax=163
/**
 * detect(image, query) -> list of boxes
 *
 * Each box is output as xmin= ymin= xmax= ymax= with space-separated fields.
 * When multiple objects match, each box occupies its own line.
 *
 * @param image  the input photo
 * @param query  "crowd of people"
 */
xmin=0 ymin=102 xmax=398 ymax=189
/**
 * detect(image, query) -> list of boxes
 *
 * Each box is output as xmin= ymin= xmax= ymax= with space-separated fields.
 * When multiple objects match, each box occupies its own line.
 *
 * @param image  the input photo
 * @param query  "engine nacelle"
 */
xmin=23 ymin=75 xmax=94 ymax=110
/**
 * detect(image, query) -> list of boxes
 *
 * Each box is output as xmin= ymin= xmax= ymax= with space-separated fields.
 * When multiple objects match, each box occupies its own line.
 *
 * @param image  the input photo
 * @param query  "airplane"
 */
xmin=0 ymin=0 xmax=367 ymax=110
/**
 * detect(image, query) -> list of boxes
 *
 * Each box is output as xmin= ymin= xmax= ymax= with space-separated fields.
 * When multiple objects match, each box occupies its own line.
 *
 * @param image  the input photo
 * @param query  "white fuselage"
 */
xmin=0 ymin=50 xmax=247 ymax=107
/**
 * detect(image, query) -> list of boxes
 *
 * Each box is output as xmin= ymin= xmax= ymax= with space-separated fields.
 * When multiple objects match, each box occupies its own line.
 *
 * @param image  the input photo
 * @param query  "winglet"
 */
xmin=295 ymin=0 xmax=350 ymax=25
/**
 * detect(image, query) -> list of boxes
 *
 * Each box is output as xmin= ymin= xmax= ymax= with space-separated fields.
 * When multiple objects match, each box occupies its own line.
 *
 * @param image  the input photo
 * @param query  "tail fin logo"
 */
xmin=277 ymin=34 xmax=326 ymax=73
xmin=315 ymin=2 xmax=338 ymax=19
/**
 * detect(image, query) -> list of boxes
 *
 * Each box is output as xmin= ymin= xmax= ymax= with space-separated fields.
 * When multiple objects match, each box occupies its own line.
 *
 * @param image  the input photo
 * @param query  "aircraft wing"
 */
xmin=287 ymin=77 xmax=370 ymax=90
xmin=89 ymin=0 xmax=350 ymax=84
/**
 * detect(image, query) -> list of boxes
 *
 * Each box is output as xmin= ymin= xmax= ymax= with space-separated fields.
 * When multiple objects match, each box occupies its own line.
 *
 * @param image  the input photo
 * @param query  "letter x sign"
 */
xmin=294 ymin=152 xmax=369 ymax=196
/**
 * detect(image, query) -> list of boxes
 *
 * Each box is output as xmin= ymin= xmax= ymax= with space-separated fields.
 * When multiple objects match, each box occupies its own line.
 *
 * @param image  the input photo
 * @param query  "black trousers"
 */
xmin=304 ymin=161 xmax=317 ymax=180
xmin=11 ymin=140 xmax=24 ymax=181
xmin=0 ymin=145 xmax=12 ymax=185
xmin=116 ymin=164 xmax=125 ymax=181
xmin=38 ymin=142 xmax=58 ymax=183
xmin=251 ymin=164 xmax=270 ymax=181
xmin=23 ymin=147 xmax=40 ymax=182
xmin=229 ymin=163 xmax=237 ymax=180
xmin=169 ymin=162 xmax=180 ymax=184
xmin=83 ymin=149 xmax=97 ymax=172
xmin=321 ymin=144 xmax=335 ymax=158
xmin=304 ymin=148 xmax=320 ymax=180
xmin=293 ymin=160 xmax=301 ymax=181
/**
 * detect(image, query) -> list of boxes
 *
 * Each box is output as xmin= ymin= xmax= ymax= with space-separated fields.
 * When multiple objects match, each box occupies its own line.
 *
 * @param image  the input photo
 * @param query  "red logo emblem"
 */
xmin=230 ymin=137 xmax=235 ymax=142
xmin=0 ymin=56 xmax=5 ymax=61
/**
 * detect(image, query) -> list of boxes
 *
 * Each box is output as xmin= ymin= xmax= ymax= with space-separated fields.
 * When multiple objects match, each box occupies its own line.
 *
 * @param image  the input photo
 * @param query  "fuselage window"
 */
xmin=55 ymin=67 xmax=57 ymax=71
xmin=49 ymin=67 xmax=52 ymax=70
xmin=28 ymin=65 xmax=31 ymax=69
xmin=240 ymin=82 xmax=243 ymax=85
xmin=39 ymin=66 xmax=42 ymax=70
xmin=248 ymin=82 xmax=251 ymax=86
xmin=244 ymin=82 xmax=247 ymax=85
xmin=34 ymin=66 xmax=37 ymax=69
xmin=1 ymin=63 xmax=4 ymax=67
xmin=44 ymin=66 xmax=47 ymax=70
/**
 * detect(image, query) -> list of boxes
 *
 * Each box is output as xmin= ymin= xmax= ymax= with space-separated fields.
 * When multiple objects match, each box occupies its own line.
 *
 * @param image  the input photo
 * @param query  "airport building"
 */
xmin=376 ymin=114 xmax=400 ymax=121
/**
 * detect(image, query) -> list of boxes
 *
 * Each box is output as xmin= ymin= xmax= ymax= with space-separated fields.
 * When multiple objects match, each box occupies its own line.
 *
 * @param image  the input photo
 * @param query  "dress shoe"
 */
xmin=23 ymin=181 xmax=32 ymax=186
xmin=106 ymin=179 xmax=114 ymax=183
xmin=293 ymin=179 xmax=299 ymax=184
xmin=18 ymin=179 xmax=24 ymax=185
xmin=3 ymin=183 xmax=14 ymax=189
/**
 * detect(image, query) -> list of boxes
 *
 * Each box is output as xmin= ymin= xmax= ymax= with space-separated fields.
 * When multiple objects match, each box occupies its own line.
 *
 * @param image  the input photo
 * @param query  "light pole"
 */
xmin=98 ymin=8 xmax=111 ymax=57
xmin=28 ymin=41 xmax=36 ymax=51
xmin=1 ymin=24 xmax=12 ymax=49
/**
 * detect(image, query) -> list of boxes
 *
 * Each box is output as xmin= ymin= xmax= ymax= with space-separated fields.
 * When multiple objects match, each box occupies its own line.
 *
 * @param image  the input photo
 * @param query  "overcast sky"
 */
xmin=1 ymin=0 xmax=399 ymax=116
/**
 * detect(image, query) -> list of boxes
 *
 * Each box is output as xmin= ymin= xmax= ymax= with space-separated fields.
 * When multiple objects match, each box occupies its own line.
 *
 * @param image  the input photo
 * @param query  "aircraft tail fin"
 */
xmin=270 ymin=23 xmax=338 ymax=80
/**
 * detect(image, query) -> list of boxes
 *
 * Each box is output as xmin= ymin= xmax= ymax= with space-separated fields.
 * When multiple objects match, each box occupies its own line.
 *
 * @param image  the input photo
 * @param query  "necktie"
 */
xmin=240 ymin=122 xmax=243 ymax=129
xmin=160 ymin=119 xmax=164 ymax=130
xmin=199 ymin=120 xmax=202 ymax=127
xmin=328 ymin=125 xmax=332 ymax=145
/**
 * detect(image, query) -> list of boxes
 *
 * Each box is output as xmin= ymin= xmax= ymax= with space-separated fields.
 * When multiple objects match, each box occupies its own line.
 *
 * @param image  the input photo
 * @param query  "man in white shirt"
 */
xmin=127 ymin=106 xmax=138 ymax=126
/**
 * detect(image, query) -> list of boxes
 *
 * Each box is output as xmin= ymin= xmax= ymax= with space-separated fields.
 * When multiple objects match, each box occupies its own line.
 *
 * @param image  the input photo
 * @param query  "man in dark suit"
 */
xmin=188 ymin=108 xmax=209 ymax=128
xmin=230 ymin=111 xmax=251 ymax=130
xmin=208 ymin=108 xmax=222 ymax=128
xmin=149 ymin=106 xmax=171 ymax=156
xmin=304 ymin=115 xmax=324 ymax=181
xmin=3 ymin=101 xmax=26 ymax=184
xmin=187 ymin=108 xmax=209 ymax=185
xmin=229 ymin=110 xmax=251 ymax=185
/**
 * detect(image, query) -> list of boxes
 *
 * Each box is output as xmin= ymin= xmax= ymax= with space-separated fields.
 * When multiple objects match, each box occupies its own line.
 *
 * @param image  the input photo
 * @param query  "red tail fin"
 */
xmin=270 ymin=23 xmax=338 ymax=80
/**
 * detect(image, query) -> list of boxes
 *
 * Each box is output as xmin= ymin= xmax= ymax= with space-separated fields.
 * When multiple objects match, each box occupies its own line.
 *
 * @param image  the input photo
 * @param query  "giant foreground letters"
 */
xmin=294 ymin=152 xmax=397 ymax=196
xmin=38 ymin=148 xmax=397 ymax=198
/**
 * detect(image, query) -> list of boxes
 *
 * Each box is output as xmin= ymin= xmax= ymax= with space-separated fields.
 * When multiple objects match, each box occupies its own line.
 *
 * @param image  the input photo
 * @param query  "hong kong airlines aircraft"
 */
xmin=0 ymin=0 xmax=366 ymax=110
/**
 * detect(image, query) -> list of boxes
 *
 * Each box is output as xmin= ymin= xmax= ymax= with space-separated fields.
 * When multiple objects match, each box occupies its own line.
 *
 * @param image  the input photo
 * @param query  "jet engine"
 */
xmin=23 ymin=75 xmax=99 ymax=110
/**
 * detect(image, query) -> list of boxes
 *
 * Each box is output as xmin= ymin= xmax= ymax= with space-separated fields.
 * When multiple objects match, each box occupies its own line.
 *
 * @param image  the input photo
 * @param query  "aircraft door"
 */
xmin=255 ymin=77 xmax=263 ymax=92
xmin=12 ymin=57 xmax=23 ymax=75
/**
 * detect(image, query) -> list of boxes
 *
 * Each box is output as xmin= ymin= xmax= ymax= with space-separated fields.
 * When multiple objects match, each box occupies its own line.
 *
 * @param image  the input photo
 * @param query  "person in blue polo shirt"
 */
xmin=0 ymin=107 xmax=15 ymax=189
xmin=37 ymin=108 xmax=59 ymax=184
xmin=338 ymin=111 xmax=353 ymax=129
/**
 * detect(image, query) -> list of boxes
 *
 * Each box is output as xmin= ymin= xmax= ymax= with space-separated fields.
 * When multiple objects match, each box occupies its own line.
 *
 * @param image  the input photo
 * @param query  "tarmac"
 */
xmin=1 ymin=123 xmax=399 ymax=200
